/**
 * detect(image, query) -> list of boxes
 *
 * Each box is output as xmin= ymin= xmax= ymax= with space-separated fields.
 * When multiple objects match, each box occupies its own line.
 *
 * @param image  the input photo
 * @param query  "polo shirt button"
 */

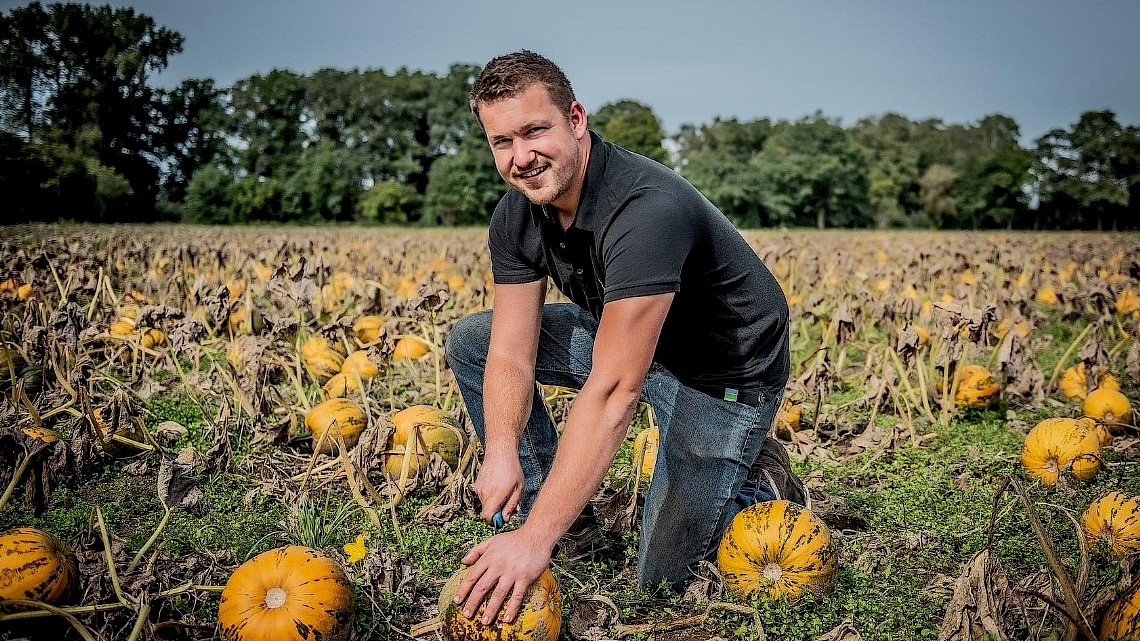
xmin=575 ymin=268 xmax=584 ymax=275
xmin=559 ymin=242 xmax=566 ymax=249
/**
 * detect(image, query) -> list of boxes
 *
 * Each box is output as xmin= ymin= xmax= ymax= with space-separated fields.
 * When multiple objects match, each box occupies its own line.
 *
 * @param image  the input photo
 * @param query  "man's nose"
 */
xmin=513 ymin=142 xmax=537 ymax=168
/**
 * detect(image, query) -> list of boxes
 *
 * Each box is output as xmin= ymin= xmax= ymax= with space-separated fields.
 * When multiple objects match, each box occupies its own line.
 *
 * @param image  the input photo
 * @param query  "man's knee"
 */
xmin=444 ymin=309 xmax=493 ymax=368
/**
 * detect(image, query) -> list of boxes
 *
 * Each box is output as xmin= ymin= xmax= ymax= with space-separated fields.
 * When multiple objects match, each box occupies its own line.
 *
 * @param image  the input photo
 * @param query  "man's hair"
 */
xmin=469 ymin=50 xmax=576 ymax=122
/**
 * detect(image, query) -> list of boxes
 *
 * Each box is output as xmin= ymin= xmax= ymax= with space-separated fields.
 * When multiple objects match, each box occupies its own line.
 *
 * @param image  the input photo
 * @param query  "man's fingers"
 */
xmin=453 ymin=559 xmax=486 ymax=604
xmin=502 ymin=487 xmax=522 ymax=521
xmin=503 ymin=580 xmax=529 ymax=623
xmin=464 ymin=569 xmax=502 ymax=619
xmin=460 ymin=540 xmax=487 ymax=567
xmin=479 ymin=583 xmax=513 ymax=625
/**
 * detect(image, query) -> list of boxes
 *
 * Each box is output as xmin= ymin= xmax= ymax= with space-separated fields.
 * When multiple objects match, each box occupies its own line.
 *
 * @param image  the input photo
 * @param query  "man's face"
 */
xmin=478 ymin=84 xmax=587 ymax=208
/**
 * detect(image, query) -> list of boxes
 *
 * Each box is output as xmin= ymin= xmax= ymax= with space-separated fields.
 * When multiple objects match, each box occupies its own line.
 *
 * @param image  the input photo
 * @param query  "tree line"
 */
xmin=2 ymin=2 xmax=1138 ymax=229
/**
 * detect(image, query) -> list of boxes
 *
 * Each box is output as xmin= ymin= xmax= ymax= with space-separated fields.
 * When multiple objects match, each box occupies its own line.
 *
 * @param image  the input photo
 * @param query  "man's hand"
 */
xmin=453 ymin=528 xmax=552 ymax=624
xmin=474 ymin=447 xmax=524 ymax=523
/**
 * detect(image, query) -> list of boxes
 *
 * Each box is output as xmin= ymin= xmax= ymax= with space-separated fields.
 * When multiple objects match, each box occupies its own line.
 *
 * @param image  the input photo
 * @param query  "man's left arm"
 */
xmin=453 ymin=291 xmax=674 ymax=624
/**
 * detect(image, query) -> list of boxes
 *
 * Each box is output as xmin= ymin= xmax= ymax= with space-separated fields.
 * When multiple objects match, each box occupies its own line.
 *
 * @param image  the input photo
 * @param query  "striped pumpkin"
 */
xmin=1099 ymin=584 xmax=1140 ymax=641
xmin=0 ymin=527 xmax=79 ymax=605
xmin=717 ymin=500 xmax=837 ymax=601
xmin=1021 ymin=417 xmax=1102 ymax=487
xmin=304 ymin=398 xmax=367 ymax=455
xmin=1081 ymin=492 xmax=1140 ymax=559
xmin=438 ymin=566 xmax=561 ymax=641
xmin=218 ymin=546 xmax=353 ymax=641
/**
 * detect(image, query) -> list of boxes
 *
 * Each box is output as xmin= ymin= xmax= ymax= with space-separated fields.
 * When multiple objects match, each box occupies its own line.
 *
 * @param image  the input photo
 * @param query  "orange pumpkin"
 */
xmin=1099 ymin=583 xmax=1140 ymax=641
xmin=218 ymin=546 xmax=353 ymax=641
xmin=953 ymin=365 xmax=1000 ymax=408
xmin=304 ymin=398 xmax=367 ymax=454
xmin=1083 ymin=388 xmax=1132 ymax=425
xmin=717 ymin=500 xmax=837 ymax=601
xmin=392 ymin=336 xmax=431 ymax=361
xmin=1081 ymin=492 xmax=1140 ymax=559
xmin=0 ymin=527 xmax=79 ymax=605
xmin=438 ymin=566 xmax=561 ymax=641
xmin=1021 ymin=417 xmax=1102 ymax=487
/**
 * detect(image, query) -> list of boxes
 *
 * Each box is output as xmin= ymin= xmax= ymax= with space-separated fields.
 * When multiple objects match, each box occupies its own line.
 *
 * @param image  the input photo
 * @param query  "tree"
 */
xmin=851 ymin=114 xmax=921 ymax=228
xmin=422 ymin=128 xmax=502 ymax=225
xmin=674 ymin=117 xmax=772 ymax=226
xmin=592 ymin=99 xmax=669 ymax=164
xmin=753 ymin=115 xmax=870 ymax=229
xmin=1035 ymin=110 xmax=1133 ymax=230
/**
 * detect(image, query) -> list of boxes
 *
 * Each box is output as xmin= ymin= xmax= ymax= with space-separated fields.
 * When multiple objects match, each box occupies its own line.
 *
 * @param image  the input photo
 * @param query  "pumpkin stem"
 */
xmin=762 ymin=562 xmax=783 ymax=582
xmin=264 ymin=587 xmax=287 ymax=609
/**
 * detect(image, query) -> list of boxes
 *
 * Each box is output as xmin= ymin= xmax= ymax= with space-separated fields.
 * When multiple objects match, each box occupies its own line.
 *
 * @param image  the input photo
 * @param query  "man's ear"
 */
xmin=569 ymin=101 xmax=588 ymax=137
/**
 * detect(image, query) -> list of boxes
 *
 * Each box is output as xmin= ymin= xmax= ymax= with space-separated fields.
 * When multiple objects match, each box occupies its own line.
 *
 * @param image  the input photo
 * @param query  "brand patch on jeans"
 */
xmin=723 ymin=388 xmax=739 ymax=402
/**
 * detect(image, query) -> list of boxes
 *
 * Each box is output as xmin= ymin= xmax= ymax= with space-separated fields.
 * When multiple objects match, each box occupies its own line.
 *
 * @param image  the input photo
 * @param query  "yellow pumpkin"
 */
xmin=301 ymin=336 xmax=345 ymax=381
xmin=773 ymin=399 xmax=804 ymax=439
xmin=1036 ymin=286 xmax=1059 ymax=305
xmin=1083 ymin=388 xmax=1132 ymax=424
xmin=341 ymin=350 xmax=379 ymax=379
xmin=392 ymin=336 xmax=431 ymax=361
xmin=304 ymin=398 xmax=367 ymax=454
xmin=141 ymin=328 xmax=166 ymax=349
xmin=0 ymin=527 xmax=79 ymax=605
xmin=438 ymin=566 xmax=561 ymax=641
xmin=1021 ymin=417 xmax=1102 ymax=487
xmin=321 ymin=373 xmax=362 ymax=399
xmin=389 ymin=405 xmax=464 ymax=469
xmin=632 ymin=427 xmax=659 ymax=481
xmin=1081 ymin=491 xmax=1140 ymax=559
xmin=109 ymin=318 xmax=136 ymax=337
xmin=717 ymin=500 xmax=838 ymax=601
xmin=1099 ymin=584 xmax=1140 ymax=641
xmin=395 ymin=276 xmax=419 ymax=299
xmin=953 ymin=364 xmax=1000 ymax=408
xmin=352 ymin=315 xmax=385 ymax=344
xmin=218 ymin=546 xmax=353 ymax=641
xmin=1117 ymin=288 xmax=1140 ymax=315
xmin=1061 ymin=364 xmax=1121 ymax=402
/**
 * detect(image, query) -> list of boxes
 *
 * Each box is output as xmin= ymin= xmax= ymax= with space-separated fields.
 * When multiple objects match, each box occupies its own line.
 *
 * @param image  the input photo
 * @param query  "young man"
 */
xmin=444 ymin=50 xmax=803 ymax=624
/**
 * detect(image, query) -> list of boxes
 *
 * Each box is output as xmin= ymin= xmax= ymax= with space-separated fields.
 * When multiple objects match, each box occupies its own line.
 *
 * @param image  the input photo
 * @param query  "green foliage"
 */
xmin=592 ymin=100 xmax=670 ymax=164
xmin=422 ymin=129 xmax=502 ymax=225
xmin=753 ymin=114 xmax=871 ymax=228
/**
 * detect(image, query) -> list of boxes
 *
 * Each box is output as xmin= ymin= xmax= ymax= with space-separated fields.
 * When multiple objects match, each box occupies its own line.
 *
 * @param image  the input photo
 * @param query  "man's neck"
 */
xmin=551 ymin=134 xmax=592 ymax=230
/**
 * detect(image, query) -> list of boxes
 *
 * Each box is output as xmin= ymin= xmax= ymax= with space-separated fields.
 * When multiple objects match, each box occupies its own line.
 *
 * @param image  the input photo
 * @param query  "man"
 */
xmin=444 ymin=50 xmax=803 ymax=625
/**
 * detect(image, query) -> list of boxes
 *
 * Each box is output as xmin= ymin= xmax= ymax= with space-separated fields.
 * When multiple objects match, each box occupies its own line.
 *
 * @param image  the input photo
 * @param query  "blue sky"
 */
xmin=5 ymin=0 xmax=1139 ymax=143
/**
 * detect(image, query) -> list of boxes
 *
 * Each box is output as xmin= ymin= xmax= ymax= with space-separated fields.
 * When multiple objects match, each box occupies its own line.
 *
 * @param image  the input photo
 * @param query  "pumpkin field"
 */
xmin=1 ymin=224 xmax=1139 ymax=641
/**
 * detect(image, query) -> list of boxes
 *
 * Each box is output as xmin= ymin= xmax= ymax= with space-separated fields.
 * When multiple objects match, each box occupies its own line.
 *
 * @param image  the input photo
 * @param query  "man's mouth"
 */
xmin=516 ymin=165 xmax=548 ymax=180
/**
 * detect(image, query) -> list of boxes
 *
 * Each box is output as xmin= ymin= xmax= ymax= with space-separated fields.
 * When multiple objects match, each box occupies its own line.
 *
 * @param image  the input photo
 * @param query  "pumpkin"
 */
xmin=1021 ymin=417 xmax=1102 ymax=487
xmin=322 ymin=373 xmax=361 ymax=399
xmin=438 ymin=566 xmax=561 ymax=641
xmin=717 ymin=500 xmax=837 ymax=601
xmin=304 ymin=398 xmax=367 ymax=454
xmin=395 ymin=276 xmax=419 ymax=299
xmin=632 ymin=426 xmax=659 ymax=481
xmin=953 ymin=364 xmax=1000 ymax=408
xmin=341 ymin=350 xmax=379 ymax=379
xmin=301 ymin=336 xmax=345 ymax=381
xmin=1099 ymin=583 xmax=1140 ymax=641
xmin=1036 ymin=286 xmax=1059 ymax=305
xmin=0 ymin=527 xmax=79 ymax=605
xmin=1117 ymin=288 xmax=1140 ymax=315
xmin=352 ymin=315 xmax=385 ymax=344
xmin=773 ymin=399 xmax=804 ymax=439
xmin=389 ymin=405 xmax=464 ymax=469
xmin=393 ymin=336 xmax=431 ymax=361
xmin=1061 ymin=364 xmax=1121 ymax=402
xmin=218 ymin=546 xmax=353 ymax=641
xmin=1079 ymin=416 xmax=1114 ymax=447
xmin=227 ymin=306 xmax=263 ymax=335
xmin=141 ymin=328 xmax=166 ymax=349
xmin=1081 ymin=491 xmax=1140 ymax=559
xmin=109 ymin=318 xmax=137 ymax=337
xmin=1083 ymin=388 xmax=1132 ymax=425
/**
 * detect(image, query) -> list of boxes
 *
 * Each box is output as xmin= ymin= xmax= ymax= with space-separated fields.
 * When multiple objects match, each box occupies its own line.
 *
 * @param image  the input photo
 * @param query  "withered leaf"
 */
xmin=938 ymin=549 xmax=1018 ymax=641
xmin=157 ymin=454 xmax=205 ymax=515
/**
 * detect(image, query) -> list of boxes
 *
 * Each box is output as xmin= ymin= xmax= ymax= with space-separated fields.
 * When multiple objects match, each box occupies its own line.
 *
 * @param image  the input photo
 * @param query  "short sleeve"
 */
xmin=600 ymin=188 xmax=700 ymax=303
xmin=489 ymin=195 xmax=547 ymax=285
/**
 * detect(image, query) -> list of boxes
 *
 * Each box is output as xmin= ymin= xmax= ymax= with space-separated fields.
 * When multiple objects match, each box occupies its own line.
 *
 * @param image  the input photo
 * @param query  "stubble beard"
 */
xmin=509 ymin=142 xmax=580 ymax=207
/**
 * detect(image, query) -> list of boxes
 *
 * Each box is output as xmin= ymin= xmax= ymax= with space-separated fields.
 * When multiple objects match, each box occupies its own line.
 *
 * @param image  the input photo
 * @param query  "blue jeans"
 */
xmin=445 ymin=303 xmax=785 ymax=588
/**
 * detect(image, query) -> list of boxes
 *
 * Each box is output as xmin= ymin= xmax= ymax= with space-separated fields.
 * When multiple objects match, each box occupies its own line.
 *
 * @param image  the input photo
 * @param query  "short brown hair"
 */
xmin=470 ymin=50 xmax=576 ymax=122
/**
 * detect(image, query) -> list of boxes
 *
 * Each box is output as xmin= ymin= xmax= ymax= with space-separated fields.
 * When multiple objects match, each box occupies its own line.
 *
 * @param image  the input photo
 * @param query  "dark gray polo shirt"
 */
xmin=489 ymin=131 xmax=790 ymax=401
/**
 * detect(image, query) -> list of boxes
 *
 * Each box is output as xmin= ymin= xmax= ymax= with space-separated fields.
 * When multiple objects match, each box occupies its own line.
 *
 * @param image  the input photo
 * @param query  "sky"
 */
xmin=5 ymin=0 xmax=1140 ymax=144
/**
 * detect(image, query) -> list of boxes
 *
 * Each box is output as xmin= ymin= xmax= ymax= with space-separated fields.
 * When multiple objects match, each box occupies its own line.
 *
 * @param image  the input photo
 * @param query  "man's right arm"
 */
xmin=476 ymin=278 xmax=547 ymax=523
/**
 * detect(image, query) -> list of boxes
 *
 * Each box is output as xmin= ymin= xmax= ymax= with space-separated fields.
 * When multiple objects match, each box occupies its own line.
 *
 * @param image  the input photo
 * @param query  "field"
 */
xmin=1 ymin=225 xmax=1138 ymax=641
